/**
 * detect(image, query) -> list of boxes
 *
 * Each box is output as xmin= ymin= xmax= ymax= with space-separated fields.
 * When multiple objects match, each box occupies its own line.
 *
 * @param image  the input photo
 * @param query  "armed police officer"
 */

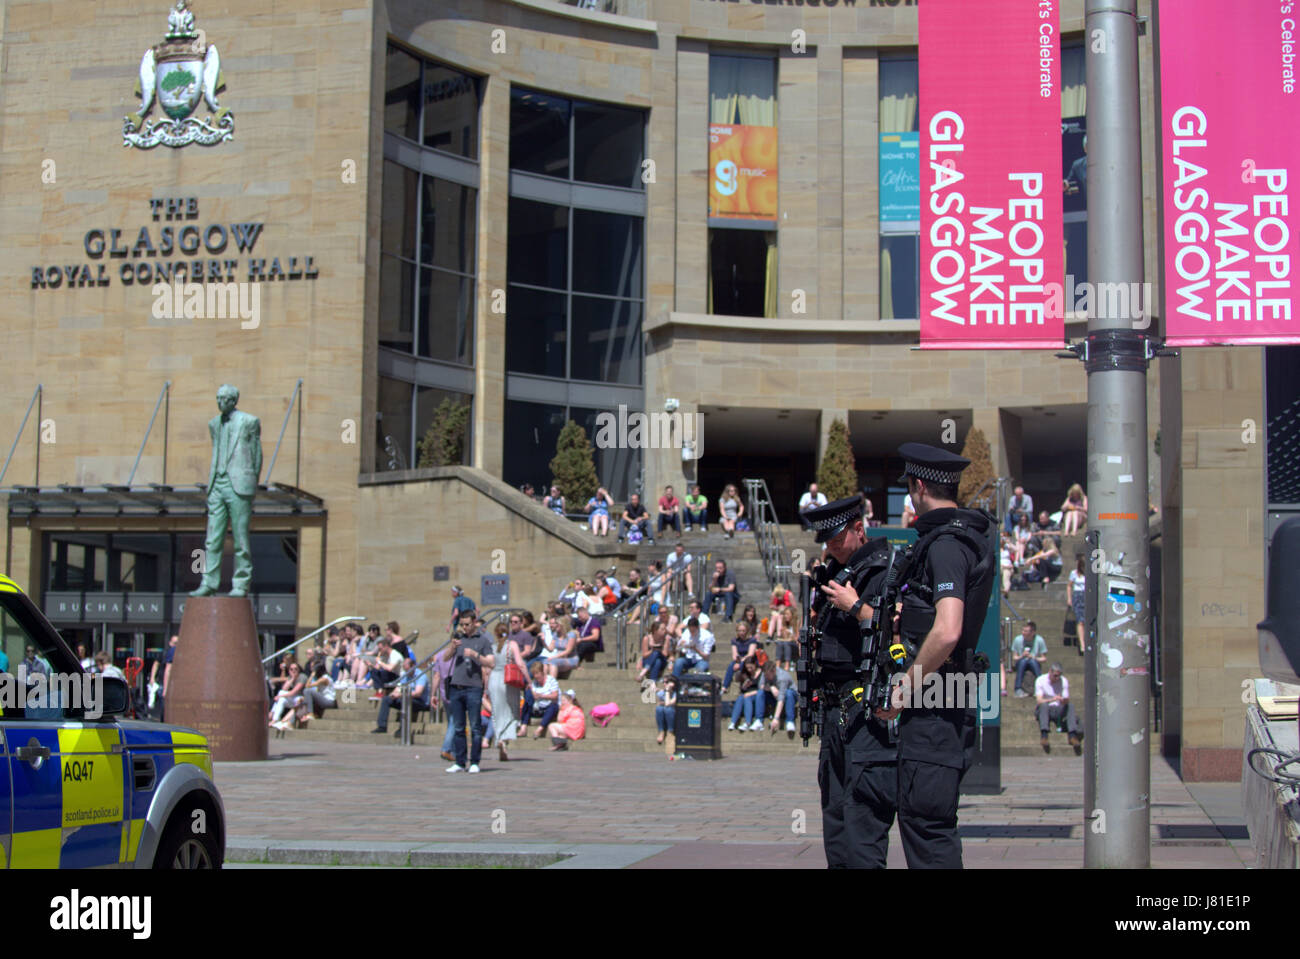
xmin=801 ymin=494 xmax=899 ymax=868
xmin=832 ymin=443 xmax=995 ymax=868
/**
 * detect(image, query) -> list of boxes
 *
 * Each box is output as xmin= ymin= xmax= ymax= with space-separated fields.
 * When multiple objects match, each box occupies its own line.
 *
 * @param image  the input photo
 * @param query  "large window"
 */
xmin=709 ymin=230 xmax=774 ymax=318
xmin=1061 ymin=43 xmax=1087 ymax=294
xmin=380 ymin=160 xmax=476 ymax=364
xmin=504 ymin=87 xmax=647 ymax=496
xmin=708 ymin=53 xmax=777 ymax=318
xmin=376 ymin=376 xmax=473 ymax=471
xmin=43 ymin=532 xmax=298 ymax=598
xmin=502 ymin=400 xmax=639 ymax=502
xmin=385 ymin=45 xmax=480 ymax=159
xmin=379 ymin=45 xmax=481 ymax=472
xmin=506 ymin=90 xmax=645 ymax=386
xmin=510 ymin=90 xmax=645 ymax=188
xmin=879 ymin=56 xmax=919 ymax=320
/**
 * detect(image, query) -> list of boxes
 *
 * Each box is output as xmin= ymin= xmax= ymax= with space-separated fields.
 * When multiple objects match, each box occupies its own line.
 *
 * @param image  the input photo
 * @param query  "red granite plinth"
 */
xmin=168 ymin=597 xmax=269 ymax=762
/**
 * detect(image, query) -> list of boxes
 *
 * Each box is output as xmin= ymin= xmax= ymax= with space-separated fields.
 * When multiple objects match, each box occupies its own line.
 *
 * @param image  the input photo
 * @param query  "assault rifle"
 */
xmin=797 ymin=564 xmax=829 ymax=746
xmin=851 ymin=542 xmax=914 ymax=715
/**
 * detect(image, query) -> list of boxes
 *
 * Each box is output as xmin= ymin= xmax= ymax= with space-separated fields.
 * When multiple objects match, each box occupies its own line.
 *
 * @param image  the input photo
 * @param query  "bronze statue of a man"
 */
xmin=191 ymin=384 xmax=262 ymax=597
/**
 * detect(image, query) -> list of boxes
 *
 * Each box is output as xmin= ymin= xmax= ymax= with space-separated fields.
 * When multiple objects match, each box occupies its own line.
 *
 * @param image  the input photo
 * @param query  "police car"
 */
xmin=0 ymin=574 xmax=225 ymax=868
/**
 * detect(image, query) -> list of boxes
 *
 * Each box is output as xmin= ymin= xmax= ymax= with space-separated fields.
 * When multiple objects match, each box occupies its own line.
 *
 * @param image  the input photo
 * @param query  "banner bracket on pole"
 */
xmin=1055 ymin=332 xmax=1177 ymax=370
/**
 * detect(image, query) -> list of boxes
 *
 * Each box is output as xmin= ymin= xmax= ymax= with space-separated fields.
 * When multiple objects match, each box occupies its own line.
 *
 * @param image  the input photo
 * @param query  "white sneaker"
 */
xmin=727 ymin=721 xmax=736 ymax=730
xmin=736 ymin=723 xmax=745 ymax=733
xmin=445 ymin=763 xmax=464 ymax=773
xmin=749 ymin=719 xmax=764 ymax=731
xmin=468 ymin=764 xmax=481 ymax=773
xmin=785 ymin=721 xmax=796 ymax=732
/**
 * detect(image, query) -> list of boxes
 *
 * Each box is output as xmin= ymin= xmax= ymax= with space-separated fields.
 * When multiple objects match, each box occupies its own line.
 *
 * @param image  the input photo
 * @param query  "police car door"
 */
xmin=1 ymin=594 xmax=126 ymax=868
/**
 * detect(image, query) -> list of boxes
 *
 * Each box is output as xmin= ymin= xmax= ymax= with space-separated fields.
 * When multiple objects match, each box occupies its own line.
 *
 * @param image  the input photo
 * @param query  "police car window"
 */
xmin=0 ymin=600 xmax=81 ymax=721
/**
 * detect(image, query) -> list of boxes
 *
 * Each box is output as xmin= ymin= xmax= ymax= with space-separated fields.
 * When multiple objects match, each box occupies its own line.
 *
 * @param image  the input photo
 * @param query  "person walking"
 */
xmin=487 ymin=626 xmax=528 ymax=761
xmin=443 ymin=610 xmax=495 ymax=773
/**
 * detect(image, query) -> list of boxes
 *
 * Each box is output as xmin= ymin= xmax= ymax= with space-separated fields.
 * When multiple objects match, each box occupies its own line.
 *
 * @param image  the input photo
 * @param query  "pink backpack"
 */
xmin=590 ymin=702 xmax=620 ymax=726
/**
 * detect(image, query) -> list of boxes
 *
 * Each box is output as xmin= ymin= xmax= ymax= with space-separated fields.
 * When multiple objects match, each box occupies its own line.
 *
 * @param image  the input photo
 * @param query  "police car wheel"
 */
xmin=153 ymin=804 xmax=223 ymax=869
xmin=170 ymin=836 xmax=215 ymax=869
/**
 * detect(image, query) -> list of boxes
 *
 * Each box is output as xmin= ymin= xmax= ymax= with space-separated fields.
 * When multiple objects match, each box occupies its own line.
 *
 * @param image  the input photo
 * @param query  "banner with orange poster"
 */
xmin=708 ymin=124 xmax=778 ymax=222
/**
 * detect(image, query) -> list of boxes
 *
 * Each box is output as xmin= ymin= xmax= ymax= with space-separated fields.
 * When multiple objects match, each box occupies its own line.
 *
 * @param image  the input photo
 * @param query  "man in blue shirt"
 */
xmin=448 ymin=585 xmax=476 ymax=633
xmin=372 ymin=657 xmax=431 ymax=736
xmin=1010 ymin=621 xmax=1048 ymax=697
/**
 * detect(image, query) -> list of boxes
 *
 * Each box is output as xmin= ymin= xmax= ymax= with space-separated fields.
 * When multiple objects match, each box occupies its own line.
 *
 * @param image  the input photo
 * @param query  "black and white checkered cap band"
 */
xmin=904 ymin=463 xmax=964 ymax=484
xmin=813 ymin=508 xmax=859 ymax=532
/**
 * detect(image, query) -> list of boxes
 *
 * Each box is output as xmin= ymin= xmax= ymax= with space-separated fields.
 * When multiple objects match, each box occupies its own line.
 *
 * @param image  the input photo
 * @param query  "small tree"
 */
xmin=816 ymin=418 xmax=858 ymax=502
xmin=957 ymin=427 xmax=996 ymax=506
xmin=549 ymin=420 xmax=600 ymax=508
xmin=416 ymin=398 xmax=471 ymax=468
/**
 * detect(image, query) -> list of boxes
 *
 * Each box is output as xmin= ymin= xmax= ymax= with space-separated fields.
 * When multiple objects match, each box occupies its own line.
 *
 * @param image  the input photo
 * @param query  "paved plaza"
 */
xmin=217 ymin=740 xmax=1253 ymax=868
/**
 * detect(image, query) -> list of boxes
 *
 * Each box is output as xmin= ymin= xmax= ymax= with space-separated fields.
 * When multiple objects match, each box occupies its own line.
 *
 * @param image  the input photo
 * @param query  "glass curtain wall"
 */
xmin=377 ymin=44 xmax=478 ymax=471
xmin=504 ymin=88 xmax=648 ymax=498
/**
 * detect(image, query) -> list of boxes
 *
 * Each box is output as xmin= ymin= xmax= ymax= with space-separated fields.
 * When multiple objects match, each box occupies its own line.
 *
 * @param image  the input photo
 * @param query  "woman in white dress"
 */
xmin=487 ymin=627 xmax=529 ymax=761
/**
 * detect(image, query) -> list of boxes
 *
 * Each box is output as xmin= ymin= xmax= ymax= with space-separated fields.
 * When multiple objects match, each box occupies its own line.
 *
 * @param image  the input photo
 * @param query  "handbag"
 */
xmin=505 ymin=661 xmax=528 ymax=689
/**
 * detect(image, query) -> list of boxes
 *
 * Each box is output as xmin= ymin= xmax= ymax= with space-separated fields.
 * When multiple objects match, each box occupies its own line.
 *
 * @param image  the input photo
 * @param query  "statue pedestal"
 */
xmin=168 ymin=597 xmax=268 ymax=762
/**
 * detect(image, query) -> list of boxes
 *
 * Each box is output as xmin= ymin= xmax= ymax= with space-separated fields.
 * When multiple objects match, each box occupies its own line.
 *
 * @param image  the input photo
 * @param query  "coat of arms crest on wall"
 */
xmin=124 ymin=1 xmax=234 ymax=148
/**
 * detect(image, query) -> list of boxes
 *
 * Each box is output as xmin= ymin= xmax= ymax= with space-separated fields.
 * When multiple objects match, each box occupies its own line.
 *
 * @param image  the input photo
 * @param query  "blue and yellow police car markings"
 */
xmin=170 ymin=730 xmax=214 ymax=777
xmin=120 ymin=817 xmax=147 ymax=865
xmin=58 ymin=726 xmax=126 ymax=867
xmin=8 ymin=724 xmax=131 ymax=867
xmin=0 ymin=574 xmax=20 ymax=593
xmin=57 ymin=726 xmax=125 ymax=830
xmin=10 ymin=828 xmax=61 ymax=868
xmin=10 ymin=729 xmax=63 ymax=837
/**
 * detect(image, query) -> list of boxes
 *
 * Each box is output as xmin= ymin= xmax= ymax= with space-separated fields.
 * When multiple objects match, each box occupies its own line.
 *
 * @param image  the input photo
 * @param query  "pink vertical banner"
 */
xmin=1160 ymin=1 xmax=1300 ymax=345
xmin=919 ymin=0 xmax=1064 ymax=349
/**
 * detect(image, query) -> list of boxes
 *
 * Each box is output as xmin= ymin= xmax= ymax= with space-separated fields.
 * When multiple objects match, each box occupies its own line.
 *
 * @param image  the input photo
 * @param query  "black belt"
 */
xmin=819 ymin=679 xmax=870 ymax=731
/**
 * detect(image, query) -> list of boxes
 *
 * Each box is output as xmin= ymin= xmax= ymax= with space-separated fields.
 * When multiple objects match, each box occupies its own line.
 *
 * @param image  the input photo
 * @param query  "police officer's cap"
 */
xmin=898 ymin=442 xmax=970 ymax=485
xmin=804 ymin=495 xmax=865 ymax=543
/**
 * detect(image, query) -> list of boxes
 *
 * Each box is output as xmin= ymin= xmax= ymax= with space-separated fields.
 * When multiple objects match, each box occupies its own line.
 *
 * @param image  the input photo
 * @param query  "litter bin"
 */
xmin=674 ymin=672 xmax=722 ymax=759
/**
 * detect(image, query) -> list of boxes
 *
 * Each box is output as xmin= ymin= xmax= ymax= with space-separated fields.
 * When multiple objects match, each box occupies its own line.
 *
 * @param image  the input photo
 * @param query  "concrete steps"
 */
xmin=283 ymin=528 xmax=1104 ymax=760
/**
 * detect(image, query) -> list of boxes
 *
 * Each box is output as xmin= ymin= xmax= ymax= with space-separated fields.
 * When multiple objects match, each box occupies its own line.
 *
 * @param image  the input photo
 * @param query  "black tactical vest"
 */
xmin=897 ymin=508 xmax=996 ymax=670
xmin=814 ymin=538 xmax=893 ymax=674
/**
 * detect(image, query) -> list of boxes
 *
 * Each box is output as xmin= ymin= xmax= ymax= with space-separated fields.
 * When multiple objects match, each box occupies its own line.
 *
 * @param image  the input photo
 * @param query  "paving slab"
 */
xmin=212 ymin=740 xmax=1249 ymax=867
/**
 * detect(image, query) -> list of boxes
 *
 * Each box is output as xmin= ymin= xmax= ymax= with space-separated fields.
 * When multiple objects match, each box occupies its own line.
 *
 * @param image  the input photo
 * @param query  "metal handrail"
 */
xmin=260 ymin=615 xmax=367 ymax=666
xmin=964 ymin=475 xmax=1009 ymax=519
xmin=743 ymin=477 xmax=790 ymax=591
xmin=617 ymin=590 xmax=662 ymax=673
xmin=478 ymin=607 xmax=529 ymax=634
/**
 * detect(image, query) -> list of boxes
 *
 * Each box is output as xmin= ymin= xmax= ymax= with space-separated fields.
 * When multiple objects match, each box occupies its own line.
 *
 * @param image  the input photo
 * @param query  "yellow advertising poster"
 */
xmin=707 ymin=124 xmax=777 ymax=221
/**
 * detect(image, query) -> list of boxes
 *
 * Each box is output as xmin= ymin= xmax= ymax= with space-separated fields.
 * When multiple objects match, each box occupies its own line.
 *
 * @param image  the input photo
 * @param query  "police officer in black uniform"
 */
xmin=870 ymin=443 xmax=995 ymax=868
xmin=802 ymin=495 xmax=898 ymax=868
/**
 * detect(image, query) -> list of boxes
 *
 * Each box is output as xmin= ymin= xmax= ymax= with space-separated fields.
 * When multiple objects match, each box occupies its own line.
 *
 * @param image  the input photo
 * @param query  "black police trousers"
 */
xmin=817 ymin=706 xmax=897 ymax=868
xmin=897 ymin=758 xmax=965 ymax=868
